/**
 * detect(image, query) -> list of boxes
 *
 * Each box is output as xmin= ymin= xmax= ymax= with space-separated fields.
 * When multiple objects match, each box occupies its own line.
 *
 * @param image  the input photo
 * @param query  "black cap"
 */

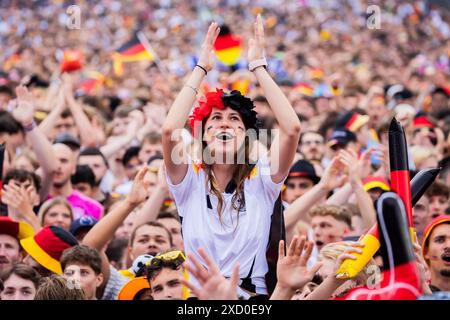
xmin=327 ymin=128 xmax=357 ymax=149
xmin=287 ymin=160 xmax=320 ymax=184
xmin=54 ymin=133 xmax=81 ymax=150
xmin=335 ymin=111 xmax=369 ymax=132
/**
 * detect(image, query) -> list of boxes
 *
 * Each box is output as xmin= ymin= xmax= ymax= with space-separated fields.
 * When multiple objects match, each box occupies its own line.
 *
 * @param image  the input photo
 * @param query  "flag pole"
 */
xmin=137 ymin=31 xmax=169 ymax=77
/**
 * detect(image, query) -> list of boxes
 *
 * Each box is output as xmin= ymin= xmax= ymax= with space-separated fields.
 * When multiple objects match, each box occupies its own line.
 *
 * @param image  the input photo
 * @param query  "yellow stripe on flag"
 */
xmin=215 ymin=47 xmax=241 ymax=66
xmin=118 ymin=50 xmax=153 ymax=63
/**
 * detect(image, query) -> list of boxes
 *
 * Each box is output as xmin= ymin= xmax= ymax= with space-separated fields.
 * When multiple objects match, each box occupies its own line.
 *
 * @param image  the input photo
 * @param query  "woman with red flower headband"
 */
xmin=162 ymin=15 xmax=301 ymax=297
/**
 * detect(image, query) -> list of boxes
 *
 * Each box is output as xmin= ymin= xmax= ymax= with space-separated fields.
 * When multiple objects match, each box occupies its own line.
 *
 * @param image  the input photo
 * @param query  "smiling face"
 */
xmin=203 ymin=107 xmax=246 ymax=162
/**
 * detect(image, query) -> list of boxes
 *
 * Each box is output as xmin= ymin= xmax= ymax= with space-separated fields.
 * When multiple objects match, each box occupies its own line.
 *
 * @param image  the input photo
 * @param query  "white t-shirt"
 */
xmin=167 ymin=155 xmax=284 ymax=295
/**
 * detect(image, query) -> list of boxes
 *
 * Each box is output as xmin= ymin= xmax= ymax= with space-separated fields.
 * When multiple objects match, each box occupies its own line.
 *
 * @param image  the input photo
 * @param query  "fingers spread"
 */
xmin=179 ymin=277 xmax=200 ymax=297
xmin=278 ymin=240 xmax=285 ymax=259
xmin=294 ymin=236 xmax=306 ymax=258
xmin=300 ymin=241 xmax=314 ymax=265
xmin=230 ymin=263 xmax=240 ymax=288
xmin=198 ymin=248 xmax=220 ymax=275
xmin=287 ymin=236 xmax=298 ymax=257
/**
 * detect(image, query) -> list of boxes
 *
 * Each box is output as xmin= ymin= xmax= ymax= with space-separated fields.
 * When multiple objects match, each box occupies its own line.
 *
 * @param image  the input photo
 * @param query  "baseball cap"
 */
xmin=54 ymin=133 xmax=81 ymax=150
xmin=327 ymin=128 xmax=357 ymax=149
xmin=118 ymin=276 xmax=151 ymax=300
xmin=287 ymin=160 xmax=320 ymax=184
xmin=69 ymin=216 xmax=98 ymax=237
xmin=335 ymin=111 xmax=369 ymax=132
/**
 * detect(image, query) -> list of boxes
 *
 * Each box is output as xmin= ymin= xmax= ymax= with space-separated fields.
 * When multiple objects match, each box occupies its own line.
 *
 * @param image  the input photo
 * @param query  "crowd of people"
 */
xmin=1 ymin=0 xmax=450 ymax=300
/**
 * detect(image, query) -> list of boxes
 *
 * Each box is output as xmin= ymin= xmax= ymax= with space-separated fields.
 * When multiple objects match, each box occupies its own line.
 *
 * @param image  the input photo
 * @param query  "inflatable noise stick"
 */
xmin=410 ymin=168 xmax=441 ymax=205
xmin=342 ymin=192 xmax=421 ymax=300
xmin=336 ymin=167 xmax=440 ymax=280
xmin=0 ymin=144 xmax=4 ymax=201
xmin=388 ymin=118 xmax=414 ymax=241
xmin=335 ymin=224 xmax=379 ymax=279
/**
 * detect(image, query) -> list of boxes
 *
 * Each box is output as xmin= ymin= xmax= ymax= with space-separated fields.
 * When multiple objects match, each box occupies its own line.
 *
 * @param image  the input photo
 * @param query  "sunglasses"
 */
xmin=146 ymin=250 xmax=186 ymax=270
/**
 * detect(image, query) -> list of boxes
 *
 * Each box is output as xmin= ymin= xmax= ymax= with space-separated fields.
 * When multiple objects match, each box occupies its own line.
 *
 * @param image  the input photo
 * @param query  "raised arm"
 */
xmin=249 ymin=15 xmax=301 ymax=183
xmin=13 ymin=86 xmax=59 ymax=176
xmin=100 ymin=111 xmax=142 ymax=159
xmin=305 ymin=242 xmax=364 ymax=300
xmin=162 ymin=22 xmax=220 ymax=185
xmin=339 ymin=149 xmax=377 ymax=229
xmin=82 ymin=167 xmax=151 ymax=293
xmin=38 ymin=86 xmax=66 ymax=139
xmin=62 ymin=74 xmax=99 ymax=147
xmin=12 ymin=86 xmax=58 ymax=201
xmin=83 ymin=166 xmax=150 ymax=251
xmin=133 ymin=164 xmax=169 ymax=227
xmin=285 ymin=157 xmax=347 ymax=240
xmin=2 ymin=183 xmax=41 ymax=232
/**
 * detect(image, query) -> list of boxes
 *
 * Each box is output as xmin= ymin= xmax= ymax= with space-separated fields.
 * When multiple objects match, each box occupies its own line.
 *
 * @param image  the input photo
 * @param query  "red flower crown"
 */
xmin=189 ymin=88 xmax=225 ymax=137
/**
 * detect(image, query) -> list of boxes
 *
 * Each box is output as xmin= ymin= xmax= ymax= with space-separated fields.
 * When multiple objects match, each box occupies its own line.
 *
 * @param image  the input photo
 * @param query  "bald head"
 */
xmin=52 ymin=143 xmax=76 ymax=189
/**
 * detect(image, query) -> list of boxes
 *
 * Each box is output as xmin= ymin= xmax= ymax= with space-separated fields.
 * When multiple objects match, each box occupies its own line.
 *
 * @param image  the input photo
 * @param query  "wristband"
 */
xmin=195 ymin=64 xmax=208 ymax=75
xmin=249 ymin=58 xmax=268 ymax=72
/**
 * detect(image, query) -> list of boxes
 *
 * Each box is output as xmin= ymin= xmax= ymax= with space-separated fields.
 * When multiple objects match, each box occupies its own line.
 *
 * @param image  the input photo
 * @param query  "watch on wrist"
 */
xmin=249 ymin=58 xmax=268 ymax=72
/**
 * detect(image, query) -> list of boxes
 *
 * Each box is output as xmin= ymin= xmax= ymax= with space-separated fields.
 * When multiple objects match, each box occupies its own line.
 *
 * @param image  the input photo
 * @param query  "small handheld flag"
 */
xmin=214 ymin=25 xmax=242 ymax=67
xmin=60 ymin=50 xmax=83 ymax=73
xmin=113 ymin=33 xmax=154 ymax=76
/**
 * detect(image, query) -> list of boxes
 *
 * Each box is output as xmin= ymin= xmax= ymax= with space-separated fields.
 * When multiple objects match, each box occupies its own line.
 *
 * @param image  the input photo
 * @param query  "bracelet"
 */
xmin=195 ymin=64 xmax=208 ymax=75
xmin=23 ymin=121 xmax=36 ymax=132
xmin=185 ymin=84 xmax=198 ymax=95
xmin=248 ymin=58 xmax=268 ymax=72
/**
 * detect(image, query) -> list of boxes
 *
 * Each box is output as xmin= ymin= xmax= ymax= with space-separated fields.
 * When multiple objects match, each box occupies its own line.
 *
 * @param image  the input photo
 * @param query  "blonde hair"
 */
xmin=34 ymin=275 xmax=86 ymax=300
xmin=38 ymin=197 xmax=74 ymax=228
xmin=309 ymin=205 xmax=352 ymax=227
xmin=13 ymin=149 xmax=39 ymax=171
xmin=318 ymin=242 xmax=379 ymax=286
xmin=410 ymin=145 xmax=438 ymax=168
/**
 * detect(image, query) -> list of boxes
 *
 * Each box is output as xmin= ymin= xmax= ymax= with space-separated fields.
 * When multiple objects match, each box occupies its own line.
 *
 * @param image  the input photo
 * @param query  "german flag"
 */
xmin=294 ymin=82 xmax=314 ymax=96
xmin=60 ymin=50 xmax=83 ymax=73
xmin=231 ymin=79 xmax=250 ymax=95
xmin=213 ymin=25 xmax=241 ymax=66
xmin=113 ymin=34 xmax=153 ymax=76
xmin=79 ymin=71 xmax=106 ymax=94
